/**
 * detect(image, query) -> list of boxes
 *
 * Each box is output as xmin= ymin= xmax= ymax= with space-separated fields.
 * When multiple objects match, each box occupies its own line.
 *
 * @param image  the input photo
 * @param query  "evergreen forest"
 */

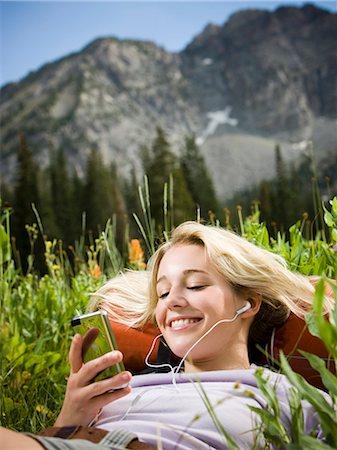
xmin=1 ymin=128 xmax=336 ymax=274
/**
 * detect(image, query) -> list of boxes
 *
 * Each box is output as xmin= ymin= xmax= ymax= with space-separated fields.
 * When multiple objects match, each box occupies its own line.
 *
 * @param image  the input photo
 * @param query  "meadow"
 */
xmin=1 ymin=193 xmax=336 ymax=448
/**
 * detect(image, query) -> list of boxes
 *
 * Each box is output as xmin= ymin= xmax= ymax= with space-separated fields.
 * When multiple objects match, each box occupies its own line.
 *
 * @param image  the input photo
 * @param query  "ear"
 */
xmin=242 ymin=293 xmax=262 ymax=318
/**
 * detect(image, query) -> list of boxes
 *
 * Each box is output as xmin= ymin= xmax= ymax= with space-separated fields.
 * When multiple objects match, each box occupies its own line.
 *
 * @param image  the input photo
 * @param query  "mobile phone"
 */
xmin=71 ymin=310 xmax=125 ymax=381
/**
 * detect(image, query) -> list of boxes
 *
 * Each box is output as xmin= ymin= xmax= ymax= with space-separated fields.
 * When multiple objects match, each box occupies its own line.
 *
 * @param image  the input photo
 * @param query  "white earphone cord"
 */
xmin=145 ymin=303 xmax=250 ymax=386
xmin=112 ymin=305 xmax=251 ymax=422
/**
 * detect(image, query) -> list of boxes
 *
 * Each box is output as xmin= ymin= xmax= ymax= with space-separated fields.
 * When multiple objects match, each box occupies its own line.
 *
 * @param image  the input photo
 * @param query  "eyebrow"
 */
xmin=157 ymin=269 xmax=207 ymax=285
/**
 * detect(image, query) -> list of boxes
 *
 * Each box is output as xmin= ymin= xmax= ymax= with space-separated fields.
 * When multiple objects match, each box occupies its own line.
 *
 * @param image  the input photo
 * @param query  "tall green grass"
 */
xmin=247 ymin=276 xmax=337 ymax=449
xmin=0 ymin=195 xmax=336 ymax=447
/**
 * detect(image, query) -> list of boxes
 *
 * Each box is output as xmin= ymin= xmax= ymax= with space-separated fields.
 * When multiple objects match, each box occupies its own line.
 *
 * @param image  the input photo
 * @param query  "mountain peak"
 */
xmin=1 ymin=4 xmax=336 ymax=200
xmin=185 ymin=22 xmax=222 ymax=50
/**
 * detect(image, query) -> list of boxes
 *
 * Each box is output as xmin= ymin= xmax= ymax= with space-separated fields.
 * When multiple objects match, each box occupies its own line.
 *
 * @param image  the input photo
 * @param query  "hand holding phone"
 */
xmin=71 ymin=310 xmax=125 ymax=381
xmin=54 ymin=310 xmax=132 ymax=427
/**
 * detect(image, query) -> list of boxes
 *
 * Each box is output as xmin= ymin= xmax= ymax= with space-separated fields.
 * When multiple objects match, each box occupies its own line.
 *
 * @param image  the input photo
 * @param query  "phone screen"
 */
xmin=71 ymin=310 xmax=125 ymax=381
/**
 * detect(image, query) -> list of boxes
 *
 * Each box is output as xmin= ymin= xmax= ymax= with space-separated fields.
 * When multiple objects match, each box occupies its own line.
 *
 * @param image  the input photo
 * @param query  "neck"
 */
xmin=184 ymin=347 xmax=251 ymax=373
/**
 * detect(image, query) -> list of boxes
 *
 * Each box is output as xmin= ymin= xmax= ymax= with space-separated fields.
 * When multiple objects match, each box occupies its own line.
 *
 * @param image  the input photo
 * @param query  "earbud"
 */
xmin=236 ymin=301 xmax=251 ymax=315
xmin=146 ymin=301 xmax=253 ymax=378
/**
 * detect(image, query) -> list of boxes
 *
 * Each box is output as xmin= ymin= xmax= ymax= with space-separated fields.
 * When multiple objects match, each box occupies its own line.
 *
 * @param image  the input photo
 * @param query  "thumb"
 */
xmin=69 ymin=333 xmax=83 ymax=373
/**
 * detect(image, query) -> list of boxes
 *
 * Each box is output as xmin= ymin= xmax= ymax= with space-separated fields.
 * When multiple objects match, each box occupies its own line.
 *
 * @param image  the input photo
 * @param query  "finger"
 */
xmin=77 ymin=351 xmax=124 ymax=386
xmin=82 ymin=328 xmax=100 ymax=357
xmin=88 ymin=371 xmax=132 ymax=398
xmin=89 ymin=384 xmax=132 ymax=413
xmin=69 ymin=333 xmax=83 ymax=373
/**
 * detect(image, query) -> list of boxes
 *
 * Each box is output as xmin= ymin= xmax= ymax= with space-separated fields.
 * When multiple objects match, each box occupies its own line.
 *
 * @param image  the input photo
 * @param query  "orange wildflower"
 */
xmin=129 ymin=239 xmax=146 ymax=269
xmin=88 ymin=263 xmax=102 ymax=278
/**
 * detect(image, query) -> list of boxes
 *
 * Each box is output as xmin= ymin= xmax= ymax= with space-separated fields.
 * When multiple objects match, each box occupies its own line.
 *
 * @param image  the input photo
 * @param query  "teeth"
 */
xmin=170 ymin=318 xmax=200 ymax=329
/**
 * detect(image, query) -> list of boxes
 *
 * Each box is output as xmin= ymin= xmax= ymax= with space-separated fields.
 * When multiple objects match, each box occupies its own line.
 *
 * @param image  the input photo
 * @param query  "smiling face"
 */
xmin=155 ymin=244 xmax=252 ymax=372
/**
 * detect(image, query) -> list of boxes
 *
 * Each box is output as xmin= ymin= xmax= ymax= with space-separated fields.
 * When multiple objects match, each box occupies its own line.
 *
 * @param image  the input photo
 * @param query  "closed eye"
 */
xmin=158 ymin=292 xmax=169 ymax=300
xmin=187 ymin=285 xmax=208 ymax=291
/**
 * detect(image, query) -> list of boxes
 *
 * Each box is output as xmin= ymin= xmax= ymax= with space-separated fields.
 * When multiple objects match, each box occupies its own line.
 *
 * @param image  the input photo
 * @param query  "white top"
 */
xmin=96 ymin=366 xmax=321 ymax=449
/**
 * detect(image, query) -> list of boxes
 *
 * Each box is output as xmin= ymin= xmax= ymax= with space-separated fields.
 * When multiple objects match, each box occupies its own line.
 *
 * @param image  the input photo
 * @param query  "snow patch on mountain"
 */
xmin=291 ymin=140 xmax=310 ymax=151
xmin=201 ymin=58 xmax=213 ymax=66
xmin=196 ymin=107 xmax=238 ymax=145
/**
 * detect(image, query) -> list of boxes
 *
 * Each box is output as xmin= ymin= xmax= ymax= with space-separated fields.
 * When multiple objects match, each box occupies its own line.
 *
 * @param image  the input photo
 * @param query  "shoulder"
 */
xmin=131 ymin=365 xmax=288 ymax=390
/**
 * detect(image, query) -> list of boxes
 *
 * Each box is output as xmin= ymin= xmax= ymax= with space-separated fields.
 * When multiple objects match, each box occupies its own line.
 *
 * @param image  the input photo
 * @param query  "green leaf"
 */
xmin=300 ymin=351 xmax=337 ymax=396
xmin=331 ymin=228 xmax=337 ymax=243
xmin=324 ymin=210 xmax=334 ymax=227
xmin=193 ymin=379 xmax=240 ymax=449
xmin=254 ymin=368 xmax=281 ymax=417
xmin=305 ymin=310 xmax=320 ymax=338
xmin=3 ymin=397 xmax=15 ymax=412
xmin=0 ymin=224 xmax=11 ymax=264
xmin=288 ymin=387 xmax=304 ymax=445
xmin=330 ymin=197 xmax=337 ymax=217
xmin=296 ymin=434 xmax=334 ymax=449
xmin=280 ymin=353 xmax=337 ymax=446
xmin=249 ymin=406 xmax=290 ymax=444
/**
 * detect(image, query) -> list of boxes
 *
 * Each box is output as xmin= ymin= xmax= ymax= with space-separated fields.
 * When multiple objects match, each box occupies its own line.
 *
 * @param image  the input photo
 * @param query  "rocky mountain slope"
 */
xmin=1 ymin=3 xmax=336 ymax=199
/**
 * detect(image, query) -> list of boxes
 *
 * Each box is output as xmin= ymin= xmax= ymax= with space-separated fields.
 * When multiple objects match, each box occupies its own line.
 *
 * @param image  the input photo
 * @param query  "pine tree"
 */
xmin=144 ymin=127 xmax=194 ymax=226
xmin=170 ymin=164 xmax=196 ymax=225
xmin=37 ymin=168 xmax=58 ymax=239
xmin=49 ymin=149 xmax=73 ymax=242
xmin=274 ymin=144 xmax=290 ymax=230
xmin=110 ymin=163 xmax=127 ymax=249
xmin=123 ymin=166 xmax=141 ymax=217
xmin=259 ymin=180 xmax=273 ymax=229
xmin=13 ymin=134 xmax=40 ymax=224
xmin=12 ymin=133 xmax=41 ymax=271
xmin=82 ymin=149 xmax=130 ymax=247
xmin=143 ymin=127 xmax=175 ymax=225
xmin=181 ymin=135 xmax=219 ymax=219
xmin=0 ymin=179 xmax=13 ymax=210
xmin=83 ymin=149 xmax=115 ymax=234
xmin=70 ymin=169 xmax=85 ymax=242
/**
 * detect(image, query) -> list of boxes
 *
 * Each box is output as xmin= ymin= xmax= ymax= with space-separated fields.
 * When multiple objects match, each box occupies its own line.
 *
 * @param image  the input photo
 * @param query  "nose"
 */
xmin=165 ymin=285 xmax=188 ymax=309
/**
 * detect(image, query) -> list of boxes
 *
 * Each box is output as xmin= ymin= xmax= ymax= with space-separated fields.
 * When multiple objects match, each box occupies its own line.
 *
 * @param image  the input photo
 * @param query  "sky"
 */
xmin=1 ymin=0 xmax=336 ymax=86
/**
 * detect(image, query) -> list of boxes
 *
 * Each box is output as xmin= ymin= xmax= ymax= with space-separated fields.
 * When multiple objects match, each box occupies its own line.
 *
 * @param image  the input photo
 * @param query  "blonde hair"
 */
xmin=87 ymin=270 xmax=150 ymax=328
xmin=146 ymin=221 xmax=334 ymax=345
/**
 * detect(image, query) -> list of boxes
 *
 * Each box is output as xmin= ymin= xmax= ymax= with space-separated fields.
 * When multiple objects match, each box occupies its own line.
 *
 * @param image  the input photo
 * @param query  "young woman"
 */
xmin=1 ymin=221 xmax=333 ymax=450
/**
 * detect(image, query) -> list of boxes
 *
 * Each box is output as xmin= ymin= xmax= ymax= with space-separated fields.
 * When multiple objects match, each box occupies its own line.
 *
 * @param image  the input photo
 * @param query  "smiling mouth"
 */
xmin=170 ymin=318 xmax=202 ymax=329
